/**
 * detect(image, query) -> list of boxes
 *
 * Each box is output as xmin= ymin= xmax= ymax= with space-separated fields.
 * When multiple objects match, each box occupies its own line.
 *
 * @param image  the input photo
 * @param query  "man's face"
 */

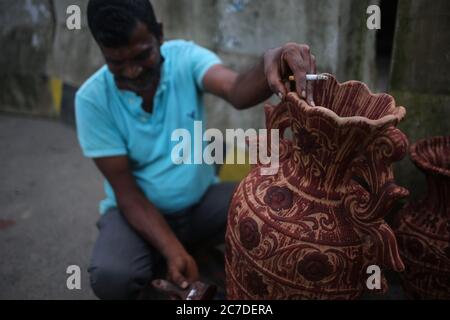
xmin=101 ymin=22 xmax=163 ymax=92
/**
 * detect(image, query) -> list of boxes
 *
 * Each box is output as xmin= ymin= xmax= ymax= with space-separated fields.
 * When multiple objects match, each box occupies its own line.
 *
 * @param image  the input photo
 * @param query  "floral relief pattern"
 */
xmin=395 ymin=136 xmax=450 ymax=299
xmin=297 ymin=252 xmax=334 ymax=282
xmin=296 ymin=128 xmax=321 ymax=155
xmin=225 ymin=74 xmax=408 ymax=300
xmin=263 ymin=186 xmax=293 ymax=211
xmin=238 ymin=217 xmax=261 ymax=250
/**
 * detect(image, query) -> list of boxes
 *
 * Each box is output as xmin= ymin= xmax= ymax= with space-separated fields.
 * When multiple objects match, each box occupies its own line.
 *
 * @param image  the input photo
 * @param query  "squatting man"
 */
xmin=76 ymin=0 xmax=318 ymax=299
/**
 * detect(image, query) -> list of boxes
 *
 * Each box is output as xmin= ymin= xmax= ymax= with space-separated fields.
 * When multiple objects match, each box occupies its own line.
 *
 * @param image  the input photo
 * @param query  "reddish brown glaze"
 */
xmin=395 ymin=136 xmax=450 ymax=299
xmin=225 ymin=74 xmax=409 ymax=299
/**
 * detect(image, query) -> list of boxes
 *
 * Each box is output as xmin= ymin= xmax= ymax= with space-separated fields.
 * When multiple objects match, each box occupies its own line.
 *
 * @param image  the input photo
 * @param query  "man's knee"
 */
xmin=89 ymin=262 xmax=153 ymax=300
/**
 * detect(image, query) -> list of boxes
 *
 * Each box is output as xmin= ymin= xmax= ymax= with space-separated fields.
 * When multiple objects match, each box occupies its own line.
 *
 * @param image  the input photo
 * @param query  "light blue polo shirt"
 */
xmin=75 ymin=40 xmax=222 ymax=215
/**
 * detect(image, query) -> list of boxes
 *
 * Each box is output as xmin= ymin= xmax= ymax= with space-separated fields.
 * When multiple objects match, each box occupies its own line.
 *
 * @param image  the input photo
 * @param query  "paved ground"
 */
xmin=0 ymin=115 xmax=101 ymax=299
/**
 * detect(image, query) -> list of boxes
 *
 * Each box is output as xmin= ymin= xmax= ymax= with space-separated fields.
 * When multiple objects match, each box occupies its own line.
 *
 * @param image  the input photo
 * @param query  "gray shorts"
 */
xmin=88 ymin=182 xmax=238 ymax=299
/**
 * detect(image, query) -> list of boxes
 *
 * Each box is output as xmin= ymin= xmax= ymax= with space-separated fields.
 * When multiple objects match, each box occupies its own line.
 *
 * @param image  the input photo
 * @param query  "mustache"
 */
xmin=115 ymin=56 xmax=165 ymax=83
xmin=115 ymin=67 xmax=160 ymax=83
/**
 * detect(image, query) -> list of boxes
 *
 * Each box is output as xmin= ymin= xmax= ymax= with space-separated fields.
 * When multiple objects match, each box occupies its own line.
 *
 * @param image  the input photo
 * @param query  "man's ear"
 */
xmin=157 ymin=22 xmax=164 ymax=45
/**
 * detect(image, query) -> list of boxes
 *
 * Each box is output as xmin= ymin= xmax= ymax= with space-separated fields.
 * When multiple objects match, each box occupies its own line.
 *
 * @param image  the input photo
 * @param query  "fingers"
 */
xmin=293 ymin=45 xmax=309 ymax=100
xmin=167 ymin=255 xmax=199 ymax=290
xmin=306 ymin=54 xmax=316 ymax=106
xmin=278 ymin=44 xmax=316 ymax=103
xmin=279 ymin=57 xmax=291 ymax=96
xmin=265 ymin=43 xmax=317 ymax=102
xmin=267 ymin=73 xmax=288 ymax=100
xmin=168 ymin=266 xmax=189 ymax=289
xmin=294 ymin=67 xmax=307 ymax=100
xmin=280 ymin=44 xmax=306 ymax=98
xmin=264 ymin=48 xmax=286 ymax=100
xmin=299 ymin=46 xmax=312 ymax=101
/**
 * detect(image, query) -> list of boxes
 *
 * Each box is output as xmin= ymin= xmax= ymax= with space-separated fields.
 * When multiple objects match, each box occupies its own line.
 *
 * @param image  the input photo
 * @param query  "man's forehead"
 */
xmin=102 ymin=42 xmax=153 ymax=59
xmin=101 ymin=22 xmax=156 ymax=58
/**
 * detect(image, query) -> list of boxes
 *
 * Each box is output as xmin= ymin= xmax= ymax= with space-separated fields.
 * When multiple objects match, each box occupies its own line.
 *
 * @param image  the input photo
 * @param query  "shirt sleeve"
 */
xmin=75 ymin=93 xmax=127 ymax=158
xmin=189 ymin=42 xmax=223 ymax=91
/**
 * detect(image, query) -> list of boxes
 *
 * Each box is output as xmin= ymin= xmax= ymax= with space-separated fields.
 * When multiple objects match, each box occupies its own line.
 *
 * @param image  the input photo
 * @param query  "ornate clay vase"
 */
xmin=394 ymin=136 xmax=450 ymax=299
xmin=225 ymin=74 xmax=409 ymax=299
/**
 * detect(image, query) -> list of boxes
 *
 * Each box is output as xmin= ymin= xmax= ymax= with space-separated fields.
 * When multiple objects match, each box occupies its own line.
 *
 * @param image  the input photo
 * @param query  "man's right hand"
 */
xmin=166 ymin=249 xmax=199 ymax=289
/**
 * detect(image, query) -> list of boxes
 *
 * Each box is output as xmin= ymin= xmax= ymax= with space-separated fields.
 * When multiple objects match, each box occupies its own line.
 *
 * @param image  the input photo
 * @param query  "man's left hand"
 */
xmin=264 ymin=42 xmax=317 ymax=106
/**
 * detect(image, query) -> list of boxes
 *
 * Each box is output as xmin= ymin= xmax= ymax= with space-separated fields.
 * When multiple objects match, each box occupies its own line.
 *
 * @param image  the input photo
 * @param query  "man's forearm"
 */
xmin=93 ymin=156 xmax=186 ymax=260
xmin=118 ymin=192 xmax=185 ymax=260
xmin=206 ymin=43 xmax=316 ymax=110
xmin=228 ymin=58 xmax=274 ymax=110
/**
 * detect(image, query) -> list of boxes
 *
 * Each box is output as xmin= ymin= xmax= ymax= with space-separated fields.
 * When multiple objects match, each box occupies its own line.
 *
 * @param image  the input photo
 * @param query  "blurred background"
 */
xmin=0 ymin=0 xmax=449 ymax=299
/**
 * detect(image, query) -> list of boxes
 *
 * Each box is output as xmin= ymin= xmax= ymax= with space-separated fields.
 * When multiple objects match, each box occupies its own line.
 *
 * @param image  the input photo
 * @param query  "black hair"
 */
xmin=87 ymin=0 xmax=162 ymax=47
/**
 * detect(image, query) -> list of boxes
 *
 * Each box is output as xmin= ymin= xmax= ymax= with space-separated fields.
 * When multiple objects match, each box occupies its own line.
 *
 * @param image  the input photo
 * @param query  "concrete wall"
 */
xmin=0 ymin=0 xmax=54 ymax=116
xmin=4 ymin=1 xmax=445 ymax=196
xmin=46 ymin=0 xmax=103 ymax=87
xmin=1 ymin=0 xmax=378 ymax=130
xmin=390 ymin=0 xmax=450 ymax=196
xmin=152 ymin=0 xmax=379 ymax=131
xmin=0 ymin=0 xmax=102 ymax=116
